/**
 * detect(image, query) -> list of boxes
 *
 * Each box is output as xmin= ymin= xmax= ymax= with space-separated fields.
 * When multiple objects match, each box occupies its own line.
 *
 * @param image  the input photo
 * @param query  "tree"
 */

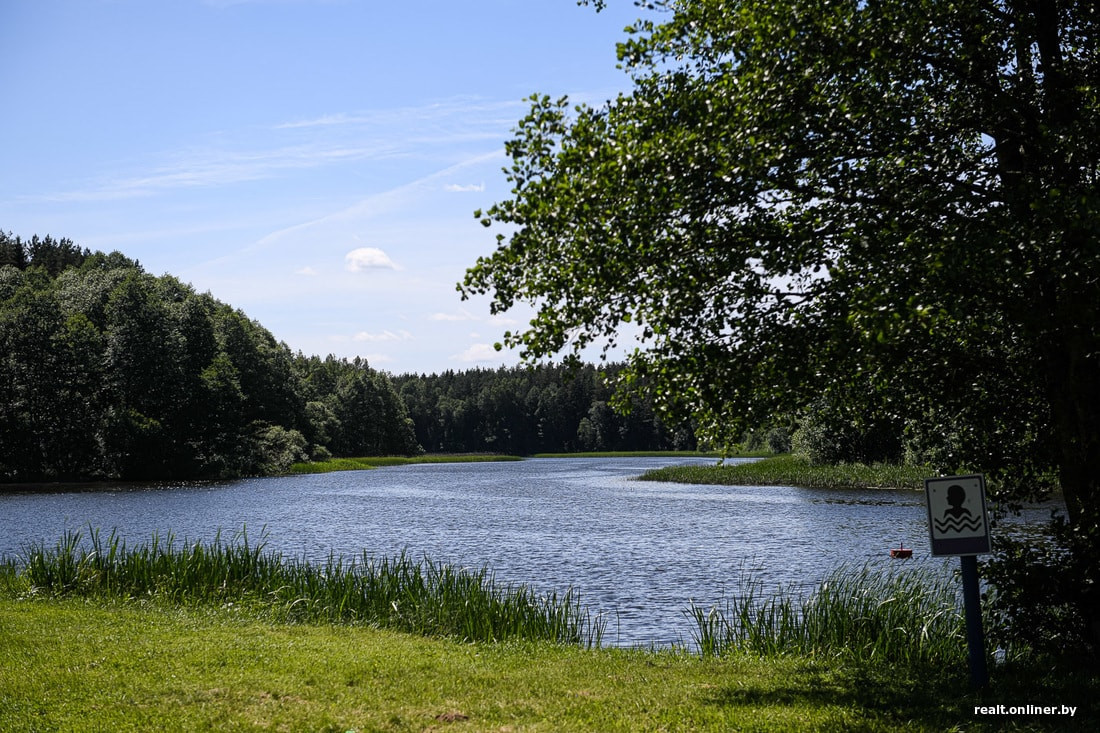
xmin=462 ymin=1 xmax=1098 ymax=648
xmin=328 ymin=362 xmax=419 ymax=457
xmin=0 ymin=232 xmax=27 ymax=270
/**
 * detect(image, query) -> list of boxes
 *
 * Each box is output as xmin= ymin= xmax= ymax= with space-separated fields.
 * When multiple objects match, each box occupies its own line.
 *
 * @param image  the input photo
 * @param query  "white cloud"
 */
xmin=453 ymin=343 xmax=505 ymax=363
xmin=354 ymin=329 xmax=413 ymax=342
xmin=295 ymin=266 xmax=319 ymax=276
xmin=245 ymin=149 xmax=504 ymax=260
xmin=429 ymin=308 xmax=477 ymax=322
xmin=35 ymin=142 xmax=399 ymax=203
xmin=444 ymin=182 xmax=485 ymax=192
xmin=274 ymin=113 xmax=356 ymax=129
xmin=345 ymin=247 xmax=398 ymax=271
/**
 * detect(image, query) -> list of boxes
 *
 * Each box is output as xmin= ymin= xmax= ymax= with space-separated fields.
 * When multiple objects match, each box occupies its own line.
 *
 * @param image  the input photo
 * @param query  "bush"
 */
xmin=765 ymin=425 xmax=792 ymax=454
xmin=982 ymin=515 xmax=1100 ymax=666
xmin=791 ymin=397 xmax=903 ymax=465
xmin=248 ymin=423 xmax=308 ymax=475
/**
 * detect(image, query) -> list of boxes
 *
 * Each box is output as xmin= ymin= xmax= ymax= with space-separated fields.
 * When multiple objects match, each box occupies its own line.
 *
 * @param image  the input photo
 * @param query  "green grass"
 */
xmin=2 ymin=596 xmax=1095 ymax=731
xmin=287 ymin=453 xmax=523 ymax=475
xmin=9 ymin=529 xmax=601 ymax=646
xmin=533 ymin=450 xmax=731 ymax=458
xmin=2 ymin=534 xmax=1096 ymax=730
xmin=642 ymin=454 xmax=930 ymax=490
xmin=689 ymin=563 xmax=968 ymax=666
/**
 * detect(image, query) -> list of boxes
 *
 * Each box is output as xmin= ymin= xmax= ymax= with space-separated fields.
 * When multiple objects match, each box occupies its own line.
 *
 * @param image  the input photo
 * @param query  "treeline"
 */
xmin=0 ymin=232 xmax=417 ymax=482
xmin=393 ymin=365 xmax=697 ymax=455
xmin=1 ymin=232 xmax=698 ymax=483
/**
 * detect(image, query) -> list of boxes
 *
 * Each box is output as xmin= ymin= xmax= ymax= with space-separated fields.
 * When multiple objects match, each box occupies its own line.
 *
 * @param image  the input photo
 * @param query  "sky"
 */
xmin=1 ymin=0 xmax=650 ymax=374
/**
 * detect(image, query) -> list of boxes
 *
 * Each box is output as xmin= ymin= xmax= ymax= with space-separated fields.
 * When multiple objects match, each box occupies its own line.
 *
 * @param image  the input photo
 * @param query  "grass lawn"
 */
xmin=3 ymin=596 xmax=1093 ymax=732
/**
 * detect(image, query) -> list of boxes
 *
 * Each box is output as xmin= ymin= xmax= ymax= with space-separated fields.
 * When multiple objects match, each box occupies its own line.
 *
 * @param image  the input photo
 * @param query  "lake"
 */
xmin=0 ymin=457 xmax=1046 ymax=647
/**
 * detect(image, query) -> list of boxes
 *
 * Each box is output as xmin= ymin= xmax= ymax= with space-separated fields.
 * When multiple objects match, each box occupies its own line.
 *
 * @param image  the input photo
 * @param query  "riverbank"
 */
xmin=533 ymin=450 xmax=731 ymax=458
xmin=286 ymin=450 xmax=731 ymax=475
xmin=641 ymin=454 xmax=930 ymax=490
xmin=286 ymin=453 xmax=524 ymax=475
xmin=3 ymin=595 xmax=1092 ymax=732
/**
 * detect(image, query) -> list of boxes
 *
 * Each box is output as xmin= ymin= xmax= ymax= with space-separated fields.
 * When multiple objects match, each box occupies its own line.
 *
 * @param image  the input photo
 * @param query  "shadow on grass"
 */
xmin=701 ymin=657 xmax=1098 ymax=731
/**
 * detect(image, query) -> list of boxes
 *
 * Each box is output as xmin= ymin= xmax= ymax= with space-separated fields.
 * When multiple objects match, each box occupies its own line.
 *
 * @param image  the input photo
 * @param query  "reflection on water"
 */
xmin=0 ymin=457 xmax=1054 ymax=646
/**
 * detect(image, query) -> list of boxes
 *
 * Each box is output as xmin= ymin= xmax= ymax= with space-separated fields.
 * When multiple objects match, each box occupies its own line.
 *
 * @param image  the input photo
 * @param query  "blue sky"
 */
xmin=1 ymin=0 xmax=647 ymax=374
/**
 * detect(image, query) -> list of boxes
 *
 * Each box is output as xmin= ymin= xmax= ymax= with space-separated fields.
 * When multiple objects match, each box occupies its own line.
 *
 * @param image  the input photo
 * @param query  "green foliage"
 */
xmin=764 ymin=425 xmax=792 ymax=454
xmin=791 ymin=395 xmax=903 ymax=466
xmin=461 ymin=0 xmax=1100 ymax=653
xmin=0 ymin=234 xmax=420 ymax=482
xmin=982 ymin=517 xmax=1100 ymax=665
xmin=0 ymin=231 xmax=91 ymax=275
xmin=247 ymin=423 xmax=309 ymax=476
xmin=3 ymin=231 xmax=696 ymax=479
xmin=392 ymin=363 xmax=696 ymax=455
xmin=461 ymin=0 xmax=1099 ymax=510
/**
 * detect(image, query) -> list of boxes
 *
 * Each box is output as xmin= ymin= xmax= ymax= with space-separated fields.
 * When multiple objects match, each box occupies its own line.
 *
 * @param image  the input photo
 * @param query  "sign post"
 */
xmin=925 ymin=474 xmax=992 ymax=688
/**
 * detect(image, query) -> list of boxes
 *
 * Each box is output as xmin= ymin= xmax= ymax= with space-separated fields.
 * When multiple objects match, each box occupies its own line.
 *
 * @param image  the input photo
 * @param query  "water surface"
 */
xmin=0 ymin=457 xmax=1044 ymax=646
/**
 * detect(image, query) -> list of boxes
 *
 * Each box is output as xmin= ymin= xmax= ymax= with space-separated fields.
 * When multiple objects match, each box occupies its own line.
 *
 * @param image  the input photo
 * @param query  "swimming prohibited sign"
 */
xmin=925 ymin=474 xmax=991 ymax=556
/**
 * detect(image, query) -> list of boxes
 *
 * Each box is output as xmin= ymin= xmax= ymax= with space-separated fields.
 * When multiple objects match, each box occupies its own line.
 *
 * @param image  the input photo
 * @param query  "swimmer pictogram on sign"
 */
xmin=933 ymin=483 xmax=984 ymax=534
xmin=925 ymin=474 xmax=991 ymax=556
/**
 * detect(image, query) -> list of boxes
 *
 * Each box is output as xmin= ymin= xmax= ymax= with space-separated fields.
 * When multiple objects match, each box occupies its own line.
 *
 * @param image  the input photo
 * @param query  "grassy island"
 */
xmin=286 ymin=454 xmax=524 ymax=475
xmin=642 ymin=454 xmax=930 ymax=491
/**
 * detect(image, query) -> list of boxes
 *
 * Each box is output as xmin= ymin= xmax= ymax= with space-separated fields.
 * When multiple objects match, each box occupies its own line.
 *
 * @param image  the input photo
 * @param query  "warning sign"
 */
xmin=925 ymin=474 xmax=991 ymax=556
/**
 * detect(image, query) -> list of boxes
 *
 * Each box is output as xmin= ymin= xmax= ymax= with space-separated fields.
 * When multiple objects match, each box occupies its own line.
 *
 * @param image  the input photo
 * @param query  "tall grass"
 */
xmin=11 ymin=528 xmax=604 ymax=647
xmin=533 ymin=451 xmax=728 ymax=458
xmin=644 ymin=454 xmax=930 ymax=490
xmin=688 ymin=563 xmax=967 ymax=666
xmin=287 ymin=454 xmax=524 ymax=474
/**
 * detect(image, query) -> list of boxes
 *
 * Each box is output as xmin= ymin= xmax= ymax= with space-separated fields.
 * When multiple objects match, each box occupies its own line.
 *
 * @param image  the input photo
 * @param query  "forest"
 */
xmin=0 ymin=232 xmax=692 ymax=483
xmin=393 ymin=364 xmax=697 ymax=456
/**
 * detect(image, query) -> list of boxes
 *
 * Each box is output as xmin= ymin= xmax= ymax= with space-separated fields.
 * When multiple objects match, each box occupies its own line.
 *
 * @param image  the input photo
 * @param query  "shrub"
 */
xmin=765 ymin=425 xmax=792 ymax=454
xmin=982 ymin=516 xmax=1100 ymax=666
xmin=791 ymin=397 xmax=903 ymax=465
xmin=248 ymin=422 xmax=308 ymax=475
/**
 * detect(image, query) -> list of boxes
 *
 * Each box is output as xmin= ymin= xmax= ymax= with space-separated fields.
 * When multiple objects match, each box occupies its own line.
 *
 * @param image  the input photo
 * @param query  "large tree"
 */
xmin=463 ymin=1 xmax=1098 ymax=533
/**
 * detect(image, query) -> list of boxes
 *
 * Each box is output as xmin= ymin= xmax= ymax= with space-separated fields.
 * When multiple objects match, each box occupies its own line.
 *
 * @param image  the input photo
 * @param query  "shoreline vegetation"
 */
xmin=641 ymin=454 xmax=931 ymax=490
xmin=289 ymin=451 xmax=929 ymax=493
xmin=533 ymin=450 xmax=732 ymax=458
xmin=285 ymin=453 xmax=524 ymax=475
xmin=284 ymin=451 xmax=726 ymax=476
xmin=0 ymin=450 xmax=934 ymax=493
xmin=2 ymin=530 xmax=1095 ymax=730
xmin=2 ymin=451 xmax=915 ymax=492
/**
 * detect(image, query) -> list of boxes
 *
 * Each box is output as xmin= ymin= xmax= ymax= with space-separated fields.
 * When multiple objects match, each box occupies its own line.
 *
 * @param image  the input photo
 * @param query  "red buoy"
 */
xmin=890 ymin=542 xmax=913 ymax=559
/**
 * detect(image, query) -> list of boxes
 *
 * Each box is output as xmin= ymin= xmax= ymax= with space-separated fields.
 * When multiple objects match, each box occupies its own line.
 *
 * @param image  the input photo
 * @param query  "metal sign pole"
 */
xmin=924 ymin=474 xmax=992 ymax=689
xmin=959 ymin=555 xmax=989 ymax=688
